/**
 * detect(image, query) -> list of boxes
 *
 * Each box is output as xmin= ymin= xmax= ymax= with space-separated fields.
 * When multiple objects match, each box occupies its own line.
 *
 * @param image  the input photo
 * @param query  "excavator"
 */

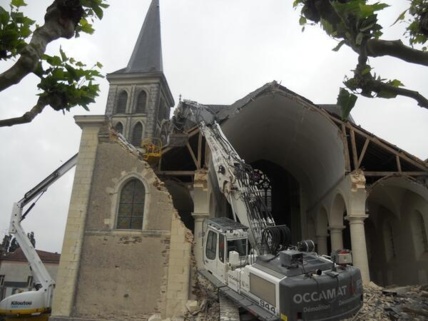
xmin=0 ymin=154 xmax=77 ymax=321
xmin=173 ymin=101 xmax=363 ymax=321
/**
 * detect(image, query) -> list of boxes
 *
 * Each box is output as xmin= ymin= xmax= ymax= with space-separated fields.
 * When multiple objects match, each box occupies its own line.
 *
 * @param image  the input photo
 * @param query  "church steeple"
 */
xmin=125 ymin=0 xmax=163 ymax=73
xmin=105 ymin=0 xmax=174 ymax=146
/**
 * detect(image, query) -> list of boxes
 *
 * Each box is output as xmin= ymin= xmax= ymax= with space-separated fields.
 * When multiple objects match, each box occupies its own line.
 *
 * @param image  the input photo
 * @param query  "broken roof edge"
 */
xmin=2 ymin=247 xmax=60 ymax=263
xmin=176 ymin=81 xmax=428 ymax=171
xmin=213 ymin=81 xmax=351 ymax=123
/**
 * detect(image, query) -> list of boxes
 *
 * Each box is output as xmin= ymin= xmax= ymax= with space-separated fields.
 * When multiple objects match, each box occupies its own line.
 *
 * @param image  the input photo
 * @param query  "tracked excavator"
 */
xmin=0 ymin=154 xmax=77 ymax=321
xmin=173 ymin=101 xmax=363 ymax=321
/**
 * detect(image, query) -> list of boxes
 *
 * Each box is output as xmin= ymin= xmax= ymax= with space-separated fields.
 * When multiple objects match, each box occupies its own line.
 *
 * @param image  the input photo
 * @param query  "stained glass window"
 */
xmin=253 ymin=169 xmax=272 ymax=212
xmin=116 ymin=179 xmax=145 ymax=229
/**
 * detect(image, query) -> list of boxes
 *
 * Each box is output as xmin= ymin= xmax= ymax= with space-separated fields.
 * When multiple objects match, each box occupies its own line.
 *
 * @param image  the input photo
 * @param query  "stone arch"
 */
xmin=108 ymin=173 xmax=151 ymax=231
xmin=114 ymin=176 xmax=147 ymax=230
xmin=329 ymin=193 xmax=347 ymax=251
xmin=116 ymin=90 xmax=128 ymax=114
xmin=251 ymin=159 xmax=300 ymax=243
xmin=135 ymin=90 xmax=147 ymax=113
xmin=330 ymin=193 xmax=346 ymax=226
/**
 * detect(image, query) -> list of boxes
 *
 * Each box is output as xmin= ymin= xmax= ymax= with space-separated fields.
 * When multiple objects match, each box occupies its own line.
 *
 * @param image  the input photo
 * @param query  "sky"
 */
xmin=0 ymin=0 xmax=427 ymax=253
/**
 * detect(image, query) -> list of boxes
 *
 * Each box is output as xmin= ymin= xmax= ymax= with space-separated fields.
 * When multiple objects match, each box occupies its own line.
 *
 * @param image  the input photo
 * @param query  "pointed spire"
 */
xmin=125 ymin=0 xmax=163 ymax=73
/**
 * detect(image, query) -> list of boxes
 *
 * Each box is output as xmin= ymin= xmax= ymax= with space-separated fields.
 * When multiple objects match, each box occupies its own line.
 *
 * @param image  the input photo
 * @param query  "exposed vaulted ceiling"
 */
xmin=219 ymin=88 xmax=345 ymax=205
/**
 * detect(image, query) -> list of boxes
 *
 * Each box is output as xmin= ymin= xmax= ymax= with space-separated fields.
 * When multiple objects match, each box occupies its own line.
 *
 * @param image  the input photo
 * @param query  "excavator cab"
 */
xmin=203 ymin=217 xmax=249 ymax=284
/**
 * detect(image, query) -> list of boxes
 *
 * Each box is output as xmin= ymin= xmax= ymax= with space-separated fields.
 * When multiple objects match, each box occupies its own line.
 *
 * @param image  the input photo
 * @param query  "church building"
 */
xmin=49 ymin=1 xmax=428 ymax=320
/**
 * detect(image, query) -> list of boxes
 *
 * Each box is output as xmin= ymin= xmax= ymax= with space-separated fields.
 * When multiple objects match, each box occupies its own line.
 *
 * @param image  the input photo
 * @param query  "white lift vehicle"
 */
xmin=174 ymin=101 xmax=363 ymax=321
xmin=0 ymin=154 xmax=77 ymax=320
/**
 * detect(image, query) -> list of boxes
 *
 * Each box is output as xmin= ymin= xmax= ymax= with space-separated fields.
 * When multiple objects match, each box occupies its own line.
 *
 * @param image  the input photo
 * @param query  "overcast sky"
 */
xmin=0 ymin=0 xmax=427 ymax=253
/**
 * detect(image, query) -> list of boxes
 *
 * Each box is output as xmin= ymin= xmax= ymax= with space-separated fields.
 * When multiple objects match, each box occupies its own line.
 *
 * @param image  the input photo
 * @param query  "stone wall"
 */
xmin=50 ymin=118 xmax=192 ymax=321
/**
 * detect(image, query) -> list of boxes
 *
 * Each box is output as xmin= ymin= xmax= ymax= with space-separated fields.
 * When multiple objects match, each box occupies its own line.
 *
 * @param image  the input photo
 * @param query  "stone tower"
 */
xmin=50 ymin=2 xmax=193 ymax=320
xmin=105 ymin=0 xmax=174 ymax=146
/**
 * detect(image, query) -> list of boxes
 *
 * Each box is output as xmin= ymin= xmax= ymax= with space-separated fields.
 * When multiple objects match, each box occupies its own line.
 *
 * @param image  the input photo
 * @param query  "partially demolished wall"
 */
xmin=50 ymin=118 xmax=193 ymax=321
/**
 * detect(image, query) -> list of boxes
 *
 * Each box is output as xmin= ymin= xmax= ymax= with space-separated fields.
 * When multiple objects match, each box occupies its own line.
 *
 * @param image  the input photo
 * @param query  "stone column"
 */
xmin=192 ymin=170 xmax=210 ymax=269
xmin=346 ymin=215 xmax=369 ymax=283
xmin=346 ymin=169 xmax=370 ymax=284
xmin=316 ymin=233 xmax=329 ymax=255
xmin=329 ymin=225 xmax=344 ymax=251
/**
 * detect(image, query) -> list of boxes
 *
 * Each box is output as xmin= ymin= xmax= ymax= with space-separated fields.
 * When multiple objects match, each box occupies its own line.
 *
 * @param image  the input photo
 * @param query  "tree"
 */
xmin=0 ymin=0 xmax=108 ymax=127
xmin=293 ymin=0 xmax=428 ymax=118
xmin=1 ymin=232 xmax=36 ymax=253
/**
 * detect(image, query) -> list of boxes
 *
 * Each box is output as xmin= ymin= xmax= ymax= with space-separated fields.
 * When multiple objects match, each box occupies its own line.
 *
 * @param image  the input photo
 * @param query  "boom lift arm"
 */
xmin=0 ymin=154 xmax=78 ymax=319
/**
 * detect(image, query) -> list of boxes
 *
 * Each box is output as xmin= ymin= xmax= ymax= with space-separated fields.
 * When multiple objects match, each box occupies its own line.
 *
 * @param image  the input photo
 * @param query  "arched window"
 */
xmin=135 ymin=91 xmax=147 ymax=113
xmin=115 ymin=122 xmax=123 ymax=134
xmin=116 ymin=91 xmax=128 ymax=114
xmin=253 ymin=169 xmax=272 ymax=212
xmin=131 ymin=122 xmax=143 ymax=147
xmin=116 ymin=179 xmax=145 ymax=229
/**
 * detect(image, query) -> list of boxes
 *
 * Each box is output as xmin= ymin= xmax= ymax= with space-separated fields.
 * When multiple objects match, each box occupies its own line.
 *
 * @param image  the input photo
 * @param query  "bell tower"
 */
xmin=105 ymin=0 xmax=174 ymax=147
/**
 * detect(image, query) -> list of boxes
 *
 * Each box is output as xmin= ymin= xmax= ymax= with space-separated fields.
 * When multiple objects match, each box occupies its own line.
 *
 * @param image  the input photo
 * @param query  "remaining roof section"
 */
xmin=121 ymin=0 xmax=163 ymax=74
xmin=161 ymin=81 xmax=428 ymax=190
xmin=1 ymin=247 xmax=60 ymax=264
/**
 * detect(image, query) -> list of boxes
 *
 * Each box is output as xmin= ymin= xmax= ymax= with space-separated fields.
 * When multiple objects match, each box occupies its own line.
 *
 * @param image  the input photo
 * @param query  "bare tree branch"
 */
xmin=371 ymin=80 xmax=428 ymax=108
xmin=367 ymin=39 xmax=428 ymax=66
xmin=0 ymin=97 xmax=48 ymax=127
xmin=0 ymin=0 xmax=83 ymax=92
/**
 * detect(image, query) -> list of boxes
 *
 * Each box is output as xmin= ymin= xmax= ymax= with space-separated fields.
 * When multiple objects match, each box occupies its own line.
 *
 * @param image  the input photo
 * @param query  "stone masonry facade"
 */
xmin=50 ymin=117 xmax=193 ymax=321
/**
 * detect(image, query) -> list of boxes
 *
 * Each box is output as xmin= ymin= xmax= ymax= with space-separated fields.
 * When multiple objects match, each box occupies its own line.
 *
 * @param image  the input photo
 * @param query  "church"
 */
xmin=49 ymin=0 xmax=428 ymax=320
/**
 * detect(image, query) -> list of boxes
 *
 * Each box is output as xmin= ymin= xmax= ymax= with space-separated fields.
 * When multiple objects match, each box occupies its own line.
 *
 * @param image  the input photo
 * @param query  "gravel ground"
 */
xmin=345 ymin=282 xmax=428 ymax=321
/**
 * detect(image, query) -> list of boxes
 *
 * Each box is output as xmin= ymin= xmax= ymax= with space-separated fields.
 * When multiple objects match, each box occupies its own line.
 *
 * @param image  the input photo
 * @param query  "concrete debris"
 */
xmin=148 ymin=313 xmax=162 ymax=321
xmin=346 ymin=282 xmax=428 ymax=321
xmin=186 ymin=300 xmax=205 ymax=315
xmin=186 ymin=300 xmax=199 ymax=313
xmin=182 ymin=273 xmax=220 ymax=321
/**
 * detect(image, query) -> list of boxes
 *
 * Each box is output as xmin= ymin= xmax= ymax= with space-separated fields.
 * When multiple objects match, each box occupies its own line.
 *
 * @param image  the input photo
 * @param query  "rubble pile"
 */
xmin=347 ymin=282 xmax=428 ymax=321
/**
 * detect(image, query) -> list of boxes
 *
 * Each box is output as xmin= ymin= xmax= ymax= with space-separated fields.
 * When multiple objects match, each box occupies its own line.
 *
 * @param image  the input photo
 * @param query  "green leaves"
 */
xmin=76 ymin=0 xmax=109 ymax=36
xmin=0 ymin=0 xmax=34 ymax=59
xmin=38 ymin=47 xmax=103 ymax=112
xmin=392 ymin=0 xmax=428 ymax=49
xmin=337 ymin=88 xmax=358 ymax=120
xmin=293 ymin=1 xmax=428 ymax=110
xmin=10 ymin=0 xmax=26 ymax=8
